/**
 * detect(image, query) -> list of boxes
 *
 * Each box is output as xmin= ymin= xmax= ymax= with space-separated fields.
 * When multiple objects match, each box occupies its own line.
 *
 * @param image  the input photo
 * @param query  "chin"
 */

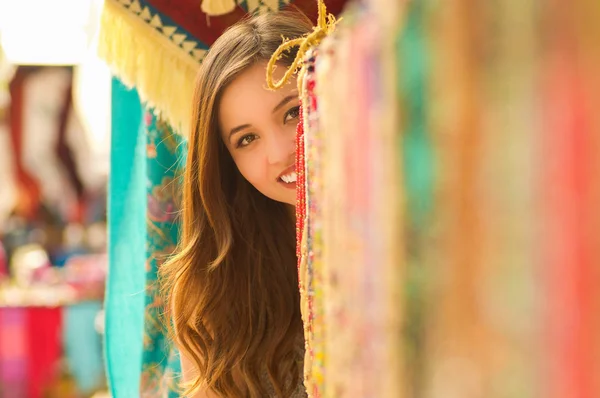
xmin=285 ymin=192 xmax=297 ymax=207
xmin=275 ymin=196 xmax=296 ymax=206
xmin=261 ymin=191 xmax=296 ymax=206
xmin=273 ymin=190 xmax=296 ymax=207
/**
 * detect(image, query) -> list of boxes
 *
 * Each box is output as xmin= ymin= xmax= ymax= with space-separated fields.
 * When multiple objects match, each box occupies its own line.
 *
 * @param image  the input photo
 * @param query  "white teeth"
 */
xmin=280 ymin=171 xmax=297 ymax=183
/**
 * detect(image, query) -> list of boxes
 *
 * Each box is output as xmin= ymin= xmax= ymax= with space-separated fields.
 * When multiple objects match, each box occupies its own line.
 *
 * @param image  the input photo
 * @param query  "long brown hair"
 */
xmin=160 ymin=11 xmax=313 ymax=397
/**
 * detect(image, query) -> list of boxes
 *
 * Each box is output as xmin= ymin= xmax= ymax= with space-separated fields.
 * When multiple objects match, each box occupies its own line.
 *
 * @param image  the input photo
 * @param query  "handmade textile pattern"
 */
xmin=299 ymin=0 xmax=600 ymax=396
xmin=99 ymin=0 xmax=347 ymax=135
xmin=141 ymin=111 xmax=185 ymax=397
xmin=297 ymin=51 xmax=318 ymax=397
xmin=298 ymin=4 xmax=404 ymax=396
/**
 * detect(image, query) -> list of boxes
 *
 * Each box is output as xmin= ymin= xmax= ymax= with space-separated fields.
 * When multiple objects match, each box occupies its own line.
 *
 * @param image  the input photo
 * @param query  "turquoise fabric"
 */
xmin=140 ymin=112 xmax=185 ymax=396
xmin=105 ymin=78 xmax=146 ymax=397
xmin=64 ymin=301 xmax=105 ymax=394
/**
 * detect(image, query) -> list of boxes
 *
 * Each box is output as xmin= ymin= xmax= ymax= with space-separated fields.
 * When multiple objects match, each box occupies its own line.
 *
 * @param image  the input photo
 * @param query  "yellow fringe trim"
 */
xmin=98 ymin=0 xmax=200 ymax=136
xmin=265 ymin=0 xmax=341 ymax=92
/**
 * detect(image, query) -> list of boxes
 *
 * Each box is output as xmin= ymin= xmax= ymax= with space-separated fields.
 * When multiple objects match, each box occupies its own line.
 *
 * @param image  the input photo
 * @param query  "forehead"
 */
xmin=218 ymin=62 xmax=297 ymax=132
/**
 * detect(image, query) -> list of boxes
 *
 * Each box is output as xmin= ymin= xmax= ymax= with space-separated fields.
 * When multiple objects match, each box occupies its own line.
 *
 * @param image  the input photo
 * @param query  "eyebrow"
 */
xmin=272 ymin=94 xmax=298 ymax=114
xmin=228 ymin=124 xmax=251 ymax=141
xmin=227 ymin=94 xmax=299 ymax=141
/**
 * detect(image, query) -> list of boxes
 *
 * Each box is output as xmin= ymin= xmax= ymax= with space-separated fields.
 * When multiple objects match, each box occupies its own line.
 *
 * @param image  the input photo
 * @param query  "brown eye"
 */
xmin=283 ymin=105 xmax=301 ymax=124
xmin=236 ymin=134 xmax=257 ymax=148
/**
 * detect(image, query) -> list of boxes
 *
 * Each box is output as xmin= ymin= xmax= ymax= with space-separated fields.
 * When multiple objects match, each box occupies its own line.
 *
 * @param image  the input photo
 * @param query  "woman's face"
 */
xmin=219 ymin=62 xmax=299 ymax=206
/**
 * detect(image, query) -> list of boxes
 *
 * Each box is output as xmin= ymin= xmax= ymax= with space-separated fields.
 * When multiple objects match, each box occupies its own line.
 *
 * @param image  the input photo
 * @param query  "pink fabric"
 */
xmin=0 ymin=307 xmax=63 ymax=398
xmin=0 ymin=308 xmax=28 ymax=397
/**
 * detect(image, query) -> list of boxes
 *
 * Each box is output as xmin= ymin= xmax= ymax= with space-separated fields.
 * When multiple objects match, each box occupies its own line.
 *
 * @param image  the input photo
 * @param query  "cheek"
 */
xmin=231 ymin=152 xmax=269 ymax=190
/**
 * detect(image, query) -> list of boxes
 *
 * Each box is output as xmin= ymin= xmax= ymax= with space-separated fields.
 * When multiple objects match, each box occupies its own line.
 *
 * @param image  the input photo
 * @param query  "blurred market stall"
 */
xmin=0 ymin=1 xmax=111 ymax=396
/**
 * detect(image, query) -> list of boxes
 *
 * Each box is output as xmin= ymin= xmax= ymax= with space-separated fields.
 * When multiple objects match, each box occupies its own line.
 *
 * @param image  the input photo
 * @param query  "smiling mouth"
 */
xmin=279 ymin=171 xmax=297 ymax=184
xmin=277 ymin=166 xmax=297 ymax=189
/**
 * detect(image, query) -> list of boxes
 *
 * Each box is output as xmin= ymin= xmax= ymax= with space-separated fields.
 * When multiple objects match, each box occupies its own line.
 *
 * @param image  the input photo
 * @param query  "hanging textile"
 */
xmin=105 ymin=78 xmax=146 ymax=398
xmin=539 ymin=2 xmax=600 ymax=396
xmin=98 ymin=0 xmax=347 ymax=135
xmin=0 ymin=307 xmax=63 ymax=398
xmin=141 ymin=112 xmax=186 ymax=397
xmin=27 ymin=308 xmax=63 ymax=398
xmin=0 ymin=50 xmax=8 ymax=125
xmin=8 ymin=66 xmax=92 ymax=225
xmin=424 ymin=1 xmax=538 ymax=395
xmin=293 ymin=0 xmax=600 ymax=396
xmin=0 ymin=308 xmax=28 ymax=397
xmin=107 ymin=107 xmax=186 ymax=398
xmin=53 ymin=71 xmax=86 ymax=223
xmin=295 ymin=1 xmax=405 ymax=396
xmin=62 ymin=302 xmax=106 ymax=395
xmin=411 ymin=1 xmax=600 ymax=397
xmin=396 ymin=2 xmax=432 ymax=396
xmin=0 ymin=303 xmax=103 ymax=397
xmin=8 ymin=67 xmax=42 ymax=221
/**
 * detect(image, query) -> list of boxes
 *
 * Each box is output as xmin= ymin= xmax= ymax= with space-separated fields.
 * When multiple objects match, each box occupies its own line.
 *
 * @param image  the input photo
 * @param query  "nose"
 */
xmin=267 ymin=130 xmax=295 ymax=165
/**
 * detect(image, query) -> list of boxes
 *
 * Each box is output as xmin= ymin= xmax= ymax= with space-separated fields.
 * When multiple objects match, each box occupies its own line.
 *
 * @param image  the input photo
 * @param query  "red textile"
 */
xmin=296 ymin=105 xmax=305 ymax=263
xmin=0 ymin=307 xmax=62 ymax=398
xmin=54 ymin=72 xmax=86 ymax=223
xmin=8 ymin=67 xmax=42 ymax=221
xmin=541 ymin=7 xmax=594 ymax=397
xmin=146 ymin=0 xmax=348 ymax=46
xmin=26 ymin=307 xmax=62 ymax=398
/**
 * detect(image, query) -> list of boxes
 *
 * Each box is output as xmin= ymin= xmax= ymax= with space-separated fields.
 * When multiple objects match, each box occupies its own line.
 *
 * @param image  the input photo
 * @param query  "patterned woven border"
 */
xmin=112 ymin=0 xmax=296 ymax=64
xmin=113 ymin=0 xmax=208 ymax=63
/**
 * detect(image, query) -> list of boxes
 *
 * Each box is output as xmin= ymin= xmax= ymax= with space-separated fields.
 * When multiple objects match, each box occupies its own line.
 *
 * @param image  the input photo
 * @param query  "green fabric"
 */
xmin=399 ymin=2 xmax=433 ymax=225
xmin=105 ymin=78 xmax=146 ymax=397
xmin=397 ymin=2 xmax=433 ymax=393
xmin=140 ymin=112 xmax=185 ymax=397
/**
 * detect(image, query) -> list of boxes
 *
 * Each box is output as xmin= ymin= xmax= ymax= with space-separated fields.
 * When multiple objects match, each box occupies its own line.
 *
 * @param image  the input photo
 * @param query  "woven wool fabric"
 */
xmin=301 ymin=2 xmax=404 ymax=396
xmin=140 ymin=112 xmax=186 ymax=397
xmin=299 ymin=50 xmax=322 ymax=397
xmin=105 ymin=79 xmax=146 ymax=398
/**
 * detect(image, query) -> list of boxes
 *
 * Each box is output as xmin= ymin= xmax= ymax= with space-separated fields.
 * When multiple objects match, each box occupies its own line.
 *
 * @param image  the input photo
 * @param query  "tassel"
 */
xmin=201 ymin=0 xmax=237 ymax=17
xmin=265 ymin=0 xmax=341 ymax=92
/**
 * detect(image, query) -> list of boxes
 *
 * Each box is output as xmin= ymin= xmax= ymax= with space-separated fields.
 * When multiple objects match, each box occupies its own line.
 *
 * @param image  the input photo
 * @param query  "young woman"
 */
xmin=160 ymin=11 xmax=313 ymax=398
